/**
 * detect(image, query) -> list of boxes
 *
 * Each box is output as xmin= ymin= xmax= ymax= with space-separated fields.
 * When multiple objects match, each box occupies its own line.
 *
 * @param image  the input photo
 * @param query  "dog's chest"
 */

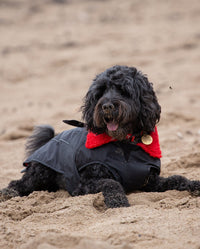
xmin=75 ymin=141 xmax=160 ymax=191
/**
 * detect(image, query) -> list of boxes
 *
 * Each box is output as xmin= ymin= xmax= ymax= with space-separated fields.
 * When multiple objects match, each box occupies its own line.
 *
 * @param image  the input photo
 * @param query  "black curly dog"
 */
xmin=1 ymin=65 xmax=200 ymax=208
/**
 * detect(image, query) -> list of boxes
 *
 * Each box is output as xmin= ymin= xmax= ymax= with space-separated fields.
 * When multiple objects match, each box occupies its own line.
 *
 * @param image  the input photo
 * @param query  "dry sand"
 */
xmin=0 ymin=0 xmax=200 ymax=248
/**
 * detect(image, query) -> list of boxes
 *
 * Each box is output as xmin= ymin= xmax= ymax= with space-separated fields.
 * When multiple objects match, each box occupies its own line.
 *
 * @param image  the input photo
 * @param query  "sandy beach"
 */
xmin=0 ymin=0 xmax=200 ymax=248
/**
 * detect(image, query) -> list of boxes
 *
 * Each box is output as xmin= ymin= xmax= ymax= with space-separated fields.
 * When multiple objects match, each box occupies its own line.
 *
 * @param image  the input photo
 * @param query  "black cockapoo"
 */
xmin=1 ymin=65 xmax=200 ymax=208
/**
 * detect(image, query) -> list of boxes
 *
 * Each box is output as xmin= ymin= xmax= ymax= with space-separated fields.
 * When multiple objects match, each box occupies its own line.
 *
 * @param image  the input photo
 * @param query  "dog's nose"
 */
xmin=102 ymin=103 xmax=114 ymax=112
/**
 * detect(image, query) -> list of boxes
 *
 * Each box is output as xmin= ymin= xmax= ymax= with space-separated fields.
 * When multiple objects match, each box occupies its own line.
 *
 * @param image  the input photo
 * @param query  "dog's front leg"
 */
xmin=97 ymin=179 xmax=130 ymax=208
xmin=143 ymin=173 xmax=200 ymax=196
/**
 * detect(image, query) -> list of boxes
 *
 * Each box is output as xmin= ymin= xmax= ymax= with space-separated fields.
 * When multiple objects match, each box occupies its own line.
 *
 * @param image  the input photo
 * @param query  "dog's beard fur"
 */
xmin=93 ymin=95 xmax=138 ymax=140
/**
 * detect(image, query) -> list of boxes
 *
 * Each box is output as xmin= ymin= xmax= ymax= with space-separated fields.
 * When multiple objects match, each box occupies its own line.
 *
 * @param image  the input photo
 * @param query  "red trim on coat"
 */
xmin=85 ymin=126 xmax=162 ymax=159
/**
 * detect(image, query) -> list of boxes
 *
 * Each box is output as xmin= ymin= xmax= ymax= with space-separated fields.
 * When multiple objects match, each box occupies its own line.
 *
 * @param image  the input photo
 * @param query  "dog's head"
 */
xmin=82 ymin=65 xmax=161 ymax=140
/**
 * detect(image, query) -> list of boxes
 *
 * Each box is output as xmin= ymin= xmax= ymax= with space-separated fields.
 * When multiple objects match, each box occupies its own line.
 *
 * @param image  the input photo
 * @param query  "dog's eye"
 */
xmin=95 ymin=85 xmax=107 ymax=98
xmin=116 ymin=86 xmax=131 ymax=98
xmin=93 ymin=89 xmax=105 ymax=100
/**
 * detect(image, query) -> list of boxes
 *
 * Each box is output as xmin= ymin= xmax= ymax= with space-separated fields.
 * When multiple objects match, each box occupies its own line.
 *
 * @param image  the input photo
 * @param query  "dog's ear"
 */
xmin=81 ymin=87 xmax=96 ymax=131
xmin=136 ymin=75 xmax=161 ymax=133
xmin=81 ymin=74 xmax=108 ymax=133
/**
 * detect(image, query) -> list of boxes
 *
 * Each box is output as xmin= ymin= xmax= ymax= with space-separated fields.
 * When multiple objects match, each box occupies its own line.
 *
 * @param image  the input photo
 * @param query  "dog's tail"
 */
xmin=25 ymin=125 xmax=55 ymax=157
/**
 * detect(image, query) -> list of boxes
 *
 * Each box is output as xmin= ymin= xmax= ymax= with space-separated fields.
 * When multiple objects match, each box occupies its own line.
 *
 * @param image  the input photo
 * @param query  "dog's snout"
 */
xmin=102 ymin=103 xmax=114 ymax=112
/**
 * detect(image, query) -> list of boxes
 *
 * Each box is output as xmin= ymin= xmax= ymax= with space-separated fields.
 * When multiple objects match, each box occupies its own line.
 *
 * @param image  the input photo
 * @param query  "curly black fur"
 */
xmin=1 ymin=65 xmax=200 ymax=208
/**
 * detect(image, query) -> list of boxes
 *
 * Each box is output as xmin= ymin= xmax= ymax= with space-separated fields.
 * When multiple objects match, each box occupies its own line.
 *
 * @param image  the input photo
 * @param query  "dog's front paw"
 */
xmin=104 ymin=193 xmax=130 ymax=208
xmin=0 ymin=188 xmax=19 ymax=201
xmin=189 ymin=181 xmax=200 ymax=196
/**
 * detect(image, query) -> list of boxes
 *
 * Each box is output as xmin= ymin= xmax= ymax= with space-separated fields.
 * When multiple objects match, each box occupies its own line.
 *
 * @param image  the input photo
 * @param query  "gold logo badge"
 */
xmin=141 ymin=135 xmax=153 ymax=145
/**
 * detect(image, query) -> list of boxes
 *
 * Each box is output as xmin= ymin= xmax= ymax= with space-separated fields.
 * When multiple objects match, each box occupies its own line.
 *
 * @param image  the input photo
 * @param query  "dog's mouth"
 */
xmin=104 ymin=117 xmax=119 ymax=131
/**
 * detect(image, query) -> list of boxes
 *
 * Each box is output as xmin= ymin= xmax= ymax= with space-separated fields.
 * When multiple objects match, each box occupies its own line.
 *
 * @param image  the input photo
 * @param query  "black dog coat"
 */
xmin=23 ymin=127 xmax=161 ymax=194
